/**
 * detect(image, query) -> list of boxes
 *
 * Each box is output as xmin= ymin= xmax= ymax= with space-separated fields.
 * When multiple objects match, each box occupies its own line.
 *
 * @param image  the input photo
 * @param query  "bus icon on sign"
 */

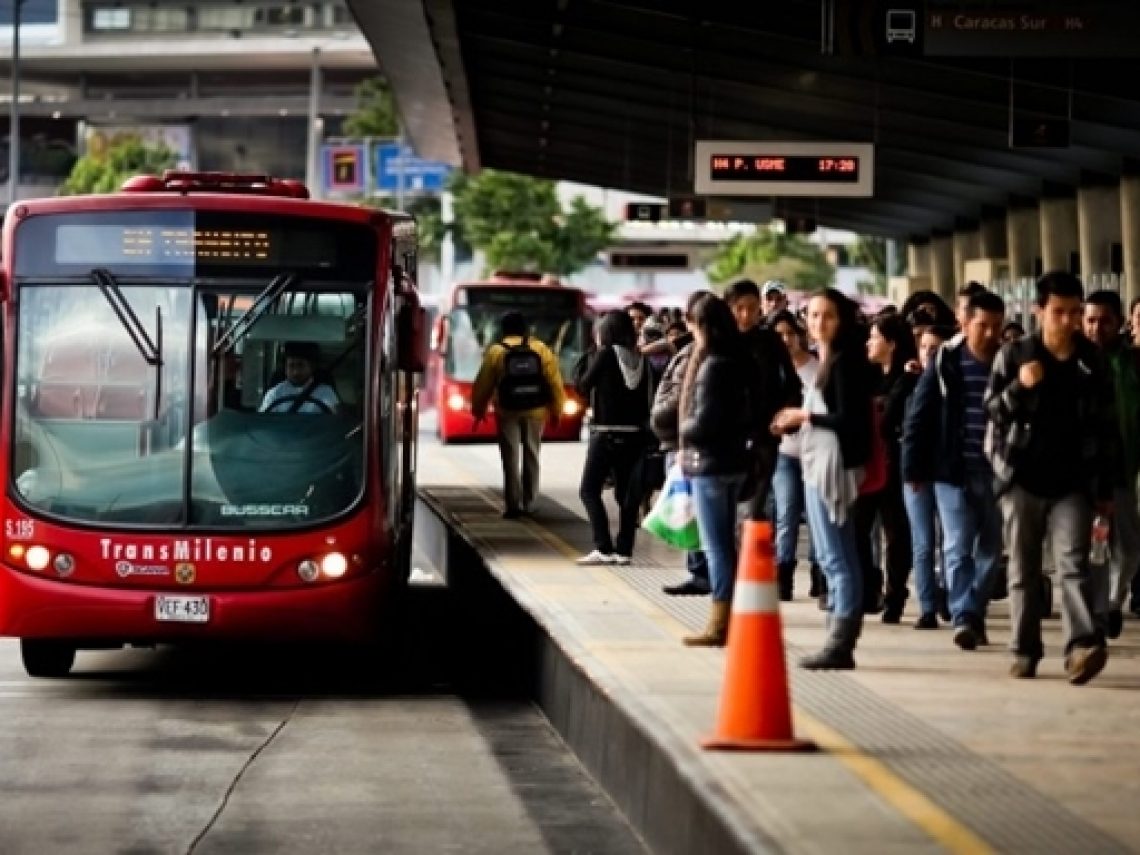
xmin=886 ymin=9 xmax=916 ymax=44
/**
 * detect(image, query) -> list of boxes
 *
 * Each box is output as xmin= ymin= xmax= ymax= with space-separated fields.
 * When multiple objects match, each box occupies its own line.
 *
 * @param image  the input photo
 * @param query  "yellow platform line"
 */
xmin=428 ymin=457 xmax=996 ymax=855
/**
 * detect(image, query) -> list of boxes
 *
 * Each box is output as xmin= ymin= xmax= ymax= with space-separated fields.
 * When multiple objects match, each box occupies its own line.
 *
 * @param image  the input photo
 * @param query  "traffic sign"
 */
xmin=321 ymin=144 xmax=367 ymax=194
xmin=373 ymin=143 xmax=452 ymax=194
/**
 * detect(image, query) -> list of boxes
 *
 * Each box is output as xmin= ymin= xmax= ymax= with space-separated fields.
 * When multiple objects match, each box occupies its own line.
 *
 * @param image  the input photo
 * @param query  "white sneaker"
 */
xmin=576 ymin=550 xmax=614 ymax=566
xmin=611 ymin=554 xmax=631 ymax=566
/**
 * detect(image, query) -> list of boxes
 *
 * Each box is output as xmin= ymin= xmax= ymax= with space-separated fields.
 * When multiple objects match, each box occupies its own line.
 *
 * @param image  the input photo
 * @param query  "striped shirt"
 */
xmin=960 ymin=347 xmax=991 ymax=461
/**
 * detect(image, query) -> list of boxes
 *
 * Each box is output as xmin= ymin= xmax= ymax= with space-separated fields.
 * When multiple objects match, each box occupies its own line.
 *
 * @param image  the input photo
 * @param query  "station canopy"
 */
xmin=348 ymin=0 xmax=1140 ymax=238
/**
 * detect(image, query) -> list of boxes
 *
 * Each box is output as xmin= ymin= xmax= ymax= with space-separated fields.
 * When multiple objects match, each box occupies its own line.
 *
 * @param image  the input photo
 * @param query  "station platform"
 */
xmin=417 ymin=428 xmax=1140 ymax=854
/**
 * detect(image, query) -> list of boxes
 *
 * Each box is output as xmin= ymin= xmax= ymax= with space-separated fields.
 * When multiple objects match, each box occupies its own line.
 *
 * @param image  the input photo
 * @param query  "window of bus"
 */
xmin=444 ymin=288 xmax=588 ymax=383
xmin=10 ymin=212 xmax=374 ymax=531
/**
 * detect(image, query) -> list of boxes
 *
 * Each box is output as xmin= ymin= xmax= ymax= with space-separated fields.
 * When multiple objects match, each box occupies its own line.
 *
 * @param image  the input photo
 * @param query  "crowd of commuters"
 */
xmin=471 ymin=273 xmax=1139 ymax=687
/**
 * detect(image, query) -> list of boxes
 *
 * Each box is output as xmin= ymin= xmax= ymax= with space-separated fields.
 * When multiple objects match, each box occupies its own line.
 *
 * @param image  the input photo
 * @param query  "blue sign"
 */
xmin=373 ymin=143 xmax=452 ymax=194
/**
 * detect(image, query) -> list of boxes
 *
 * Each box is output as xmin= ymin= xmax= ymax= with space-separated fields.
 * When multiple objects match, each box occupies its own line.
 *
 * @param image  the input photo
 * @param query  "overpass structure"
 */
xmin=349 ymin=0 xmax=1140 ymax=303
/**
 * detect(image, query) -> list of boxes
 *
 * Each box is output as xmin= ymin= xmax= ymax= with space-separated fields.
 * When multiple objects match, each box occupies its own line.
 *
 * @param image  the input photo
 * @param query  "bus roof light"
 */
xmin=119 ymin=171 xmax=311 ymax=199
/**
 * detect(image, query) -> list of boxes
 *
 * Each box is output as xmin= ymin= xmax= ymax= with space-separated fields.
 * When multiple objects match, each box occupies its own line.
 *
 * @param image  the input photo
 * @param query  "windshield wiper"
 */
xmin=91 ymin=268 xmax=162 ymax=367
xmin=212 ymin=271 xmax=299 ymax=357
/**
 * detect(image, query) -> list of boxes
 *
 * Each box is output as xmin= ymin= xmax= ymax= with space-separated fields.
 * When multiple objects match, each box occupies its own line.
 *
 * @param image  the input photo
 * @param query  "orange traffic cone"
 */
xmin=702 ymin=520 xmax=816 ymax=752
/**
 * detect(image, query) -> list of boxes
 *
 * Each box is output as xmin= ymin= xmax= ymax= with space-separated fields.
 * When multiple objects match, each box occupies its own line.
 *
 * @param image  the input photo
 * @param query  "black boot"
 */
xmin=800 ymin=615 xmax=861 ymax=670
xmin=808 ymin=563 xmax=822 ymax=598
xmin=777 ymin=562 xmax=796 ymax=602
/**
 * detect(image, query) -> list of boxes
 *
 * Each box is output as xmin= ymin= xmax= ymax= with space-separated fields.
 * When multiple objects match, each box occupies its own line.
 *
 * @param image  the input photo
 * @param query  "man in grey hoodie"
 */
xmin=573 ymin=310 xmax=653 ymax=565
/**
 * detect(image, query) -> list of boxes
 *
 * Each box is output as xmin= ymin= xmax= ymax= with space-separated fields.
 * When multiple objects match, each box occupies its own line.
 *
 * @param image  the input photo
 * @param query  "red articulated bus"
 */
xmin=433 ymin=273 xmax=590 ymax=443
xmin=0 ymin=171 xmax=427 ymax=677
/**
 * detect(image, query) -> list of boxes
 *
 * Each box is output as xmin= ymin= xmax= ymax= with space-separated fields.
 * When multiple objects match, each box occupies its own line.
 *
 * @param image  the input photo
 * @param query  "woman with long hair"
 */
xmin=856 ymin=313 xmax=918 ymax=622
xmin=769 ymin=310 xmax=821 ymax=603
xmin=772 ymin=289 xmax=874 ymax=669
xmin=678 ymin=296 xmax=752 ymax=646
xmin=573 ymin=310 xmax=653 ymax=566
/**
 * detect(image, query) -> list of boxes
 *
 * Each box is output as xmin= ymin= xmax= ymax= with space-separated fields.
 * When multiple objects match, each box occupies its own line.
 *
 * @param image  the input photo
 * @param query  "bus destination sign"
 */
xmin=695 ymin=141 xmax=874 ymax=197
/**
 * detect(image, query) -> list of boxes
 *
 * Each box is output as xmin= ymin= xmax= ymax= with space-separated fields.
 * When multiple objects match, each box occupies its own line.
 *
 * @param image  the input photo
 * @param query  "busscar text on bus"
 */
xmin=0 ymin=171 xmax=428 ymax=677
xmin=432 ymin=271 xmax=590 ymax=444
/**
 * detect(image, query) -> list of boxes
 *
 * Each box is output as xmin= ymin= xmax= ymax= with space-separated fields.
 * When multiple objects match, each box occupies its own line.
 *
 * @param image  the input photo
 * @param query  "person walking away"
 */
xmin=724 ymin=278 xmax=803 ymax=519
xmin=772 ymin=289 xmax=874 ymax=670
xmin=1083 ymin=290 xmax=1140 ymax=639
xmin=652 ymin=290 xmax=714 ymax=596
xmin=903 ymin=291 xmax=1005 ymax=647
xmin=573 ymin=311 xmax=653 ymax=566
xmin=471 ymin=311 xmax=567 ymax=519
xmin=856 ymin=313 xmax=918 ymax=623
xmin=677 ymin=296 xmax=753 ymax=646
xmin=769 ymin=310 xmax=821 ymax=602
xmin=985 ymin=272 xmax=1119 ymax=684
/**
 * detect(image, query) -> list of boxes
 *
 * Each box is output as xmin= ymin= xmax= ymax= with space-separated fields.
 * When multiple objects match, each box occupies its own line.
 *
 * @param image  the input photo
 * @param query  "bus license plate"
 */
xmin=155 ymin=595 xmax=210 ymax=623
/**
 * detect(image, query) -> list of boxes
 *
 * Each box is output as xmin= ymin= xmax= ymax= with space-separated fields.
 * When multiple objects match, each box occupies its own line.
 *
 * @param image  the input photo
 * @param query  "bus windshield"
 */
xmin=444 ymin=286 xmax=588 ymax=382
xmin=12 ymin=276 xmax=370 ymax=531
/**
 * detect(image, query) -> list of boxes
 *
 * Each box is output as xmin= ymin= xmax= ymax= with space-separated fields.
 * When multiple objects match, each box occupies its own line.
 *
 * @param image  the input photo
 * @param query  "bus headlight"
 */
xmin=562 ymin=399 xmax=582 ymax=417
xmin=321 ymin=552 xmax=348 ymax=579
xmin=447 ymin=392 xmax=466 ymax=412
xmin=297 ymin=559 xmax=320 ymax=583
xmin=25 ymin=546 xmax=50 ymax=571
xmin=53 ymin=553 xmax=75 ymax=577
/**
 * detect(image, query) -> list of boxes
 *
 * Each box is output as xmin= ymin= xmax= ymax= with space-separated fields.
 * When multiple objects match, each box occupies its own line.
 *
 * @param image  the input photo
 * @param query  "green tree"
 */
xmin=61 ymin=136 xmax=177 ymax=195
xmin=342 ymin=77 xmax=400 ymax=138
xmin=451 ymin=169 xmax=615 ymax=275
xmin=707 ymin=227 xmax=834 ymax=290
xmin=850 ymin=235 xmax=889 ymax=295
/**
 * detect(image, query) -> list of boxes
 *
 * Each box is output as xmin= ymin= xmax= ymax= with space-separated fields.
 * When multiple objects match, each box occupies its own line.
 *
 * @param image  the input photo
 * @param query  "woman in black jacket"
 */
xmin=856 ymin=313 xmax=918 ymax=623
xmin=677 ymin=296 xmax=752 ymax=646
xmin=573 ymin=310 xmax=653 ymax=566
xmin=772 ymin=288 xmax=874 ymax=669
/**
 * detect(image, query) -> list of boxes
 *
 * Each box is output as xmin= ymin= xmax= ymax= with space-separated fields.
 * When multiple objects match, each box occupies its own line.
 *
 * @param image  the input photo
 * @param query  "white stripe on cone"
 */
xmin=732 ymin=580 xmax=779 ymax=615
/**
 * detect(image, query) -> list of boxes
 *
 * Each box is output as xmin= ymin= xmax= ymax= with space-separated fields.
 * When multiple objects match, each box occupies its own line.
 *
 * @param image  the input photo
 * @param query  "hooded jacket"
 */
xmin=650 ymin=339 xmax=694 ymax=450
xmin=573 ymin=344 xmax=652 ymax=431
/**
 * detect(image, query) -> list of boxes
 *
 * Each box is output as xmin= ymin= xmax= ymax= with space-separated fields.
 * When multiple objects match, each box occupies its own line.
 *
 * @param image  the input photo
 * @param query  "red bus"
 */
xmin=433 ymin=274 xmax=590 ymax=443
xmin=0 ymin=171 xmax=426 ymax=677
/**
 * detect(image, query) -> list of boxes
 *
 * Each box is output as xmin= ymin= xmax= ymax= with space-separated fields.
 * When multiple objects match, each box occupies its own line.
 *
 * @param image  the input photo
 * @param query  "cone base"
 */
xmin=702 ymin=734 xmax=817 ymax=753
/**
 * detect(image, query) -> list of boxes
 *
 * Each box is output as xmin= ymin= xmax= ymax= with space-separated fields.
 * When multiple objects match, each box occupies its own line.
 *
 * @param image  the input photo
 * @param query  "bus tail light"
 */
xmin=446 ymin=392 xmax=466 ymax=412
xmin=562 ymin=399 xmax=582 ymax=417
xmin=25 ymin=546 xmax=50 ymax=571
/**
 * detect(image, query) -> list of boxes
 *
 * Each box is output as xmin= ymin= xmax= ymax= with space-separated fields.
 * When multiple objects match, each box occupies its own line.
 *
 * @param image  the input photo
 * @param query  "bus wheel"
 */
xmin=20 ymin=640 xmax=76 ymax=678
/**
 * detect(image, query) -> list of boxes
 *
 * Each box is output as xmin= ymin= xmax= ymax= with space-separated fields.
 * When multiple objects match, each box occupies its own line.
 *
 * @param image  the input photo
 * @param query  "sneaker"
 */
xmin=576 ymin=550 xmax=614 ymax=566
xmin=1107 ymin=608 xmax=1124 ymax=640
xmin=611 ymin=554 xmax=631 ymax=566
xmin=953 ymin=624 xmax=977 ymax=651
xmin=1065 ymin=644 xmax=1108 ymax=686
xmin=914 ymin=613 xmax=939 ymax=630
xmin=1010 ymin=656 xmax=1038 ymax=679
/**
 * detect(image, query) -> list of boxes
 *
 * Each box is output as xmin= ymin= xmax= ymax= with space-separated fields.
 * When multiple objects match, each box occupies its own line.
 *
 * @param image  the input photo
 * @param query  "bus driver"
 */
xmin=259 ymin=341 xmax=340 ymax=414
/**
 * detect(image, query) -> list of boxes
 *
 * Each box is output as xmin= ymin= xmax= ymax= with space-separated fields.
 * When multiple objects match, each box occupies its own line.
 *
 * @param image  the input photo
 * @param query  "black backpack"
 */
xmin=497 ymin=337 xmax=552 ymax=411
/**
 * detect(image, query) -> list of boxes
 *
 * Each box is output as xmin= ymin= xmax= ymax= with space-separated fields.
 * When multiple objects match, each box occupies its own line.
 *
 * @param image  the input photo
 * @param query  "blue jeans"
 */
xmin=773 ymin=453 xmax=816 ymax=569
xmin=934 ymin=463 xmax=1002 ymax=627
xmin=804 ymin=485 xmax=863 ymax=619
xmin=903 ymin=483 xmax=938 ymax=615
xmin=666 ymin=452 xmax=708 ymax=581
xmin=691 ymin=473 xmax=746 ymax=603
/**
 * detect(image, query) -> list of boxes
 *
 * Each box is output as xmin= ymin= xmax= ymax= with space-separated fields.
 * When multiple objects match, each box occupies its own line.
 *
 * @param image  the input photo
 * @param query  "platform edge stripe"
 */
xmin=796 ymin=711 xmax=997 ymax=855
xmin=731 ymin=581 xmax=778 ymax=614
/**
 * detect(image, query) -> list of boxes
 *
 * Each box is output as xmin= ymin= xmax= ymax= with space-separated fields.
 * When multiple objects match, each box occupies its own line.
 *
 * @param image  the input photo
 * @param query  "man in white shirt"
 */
xmin=259 ymin=342 xmax=340 ymax=414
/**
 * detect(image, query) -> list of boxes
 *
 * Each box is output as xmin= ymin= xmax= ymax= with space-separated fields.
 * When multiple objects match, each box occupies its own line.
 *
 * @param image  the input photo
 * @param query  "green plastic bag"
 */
xmin=642 ymin=464 xmax=701 ymax=550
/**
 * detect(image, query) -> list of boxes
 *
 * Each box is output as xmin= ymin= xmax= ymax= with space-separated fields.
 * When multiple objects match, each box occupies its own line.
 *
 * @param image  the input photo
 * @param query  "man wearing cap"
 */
xmin=762 ymin=280 xmax=790 ymax=326
xmin=259 ymin=341 xmax=340 ymax=414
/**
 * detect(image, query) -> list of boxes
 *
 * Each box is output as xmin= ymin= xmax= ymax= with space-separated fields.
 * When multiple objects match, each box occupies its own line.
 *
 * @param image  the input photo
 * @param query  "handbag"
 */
xmin=642 ymin=463 xmax=702 ymax=550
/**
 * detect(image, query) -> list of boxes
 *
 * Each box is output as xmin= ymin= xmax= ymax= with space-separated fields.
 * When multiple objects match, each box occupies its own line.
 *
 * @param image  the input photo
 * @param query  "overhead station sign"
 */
xmin=694 ymin=141 xmax=874 ymax=198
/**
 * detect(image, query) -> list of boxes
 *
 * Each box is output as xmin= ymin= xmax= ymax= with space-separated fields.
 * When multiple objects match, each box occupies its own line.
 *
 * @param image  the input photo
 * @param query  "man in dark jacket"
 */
xmin=651 ymin=290 xmax=712 ymax=595
xmin=902 ymin=290 xmax=1005 ymax=649
xmin=985 ymin=272 xmax=1119 ymax=685
xmin=723 ymin=279 xmax=803 ymax=519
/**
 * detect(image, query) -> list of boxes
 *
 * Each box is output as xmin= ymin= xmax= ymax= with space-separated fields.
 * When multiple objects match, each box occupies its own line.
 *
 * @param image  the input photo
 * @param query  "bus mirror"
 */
xmin=397 ymin=304 xmax=427 ymax=373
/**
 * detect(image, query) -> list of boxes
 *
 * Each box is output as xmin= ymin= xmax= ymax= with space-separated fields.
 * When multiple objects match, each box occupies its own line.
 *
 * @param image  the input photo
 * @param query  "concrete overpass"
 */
xmin=348 ymin=0 xmax=1140 ymax=301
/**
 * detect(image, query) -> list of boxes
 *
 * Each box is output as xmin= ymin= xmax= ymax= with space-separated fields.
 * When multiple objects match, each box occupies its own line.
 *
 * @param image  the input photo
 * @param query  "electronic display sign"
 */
xmin=695 ymin=141 xmax=874 ymax=197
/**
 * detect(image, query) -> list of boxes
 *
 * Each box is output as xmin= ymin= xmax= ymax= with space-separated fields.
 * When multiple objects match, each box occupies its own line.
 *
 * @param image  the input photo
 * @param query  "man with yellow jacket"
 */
xmin=471 ymin=311 xmax=567 ymax=518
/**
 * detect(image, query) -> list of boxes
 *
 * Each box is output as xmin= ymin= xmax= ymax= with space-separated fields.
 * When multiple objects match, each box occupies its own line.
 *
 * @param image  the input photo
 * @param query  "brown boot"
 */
xmin=683 ymin=600 xmax=731 ymax=647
